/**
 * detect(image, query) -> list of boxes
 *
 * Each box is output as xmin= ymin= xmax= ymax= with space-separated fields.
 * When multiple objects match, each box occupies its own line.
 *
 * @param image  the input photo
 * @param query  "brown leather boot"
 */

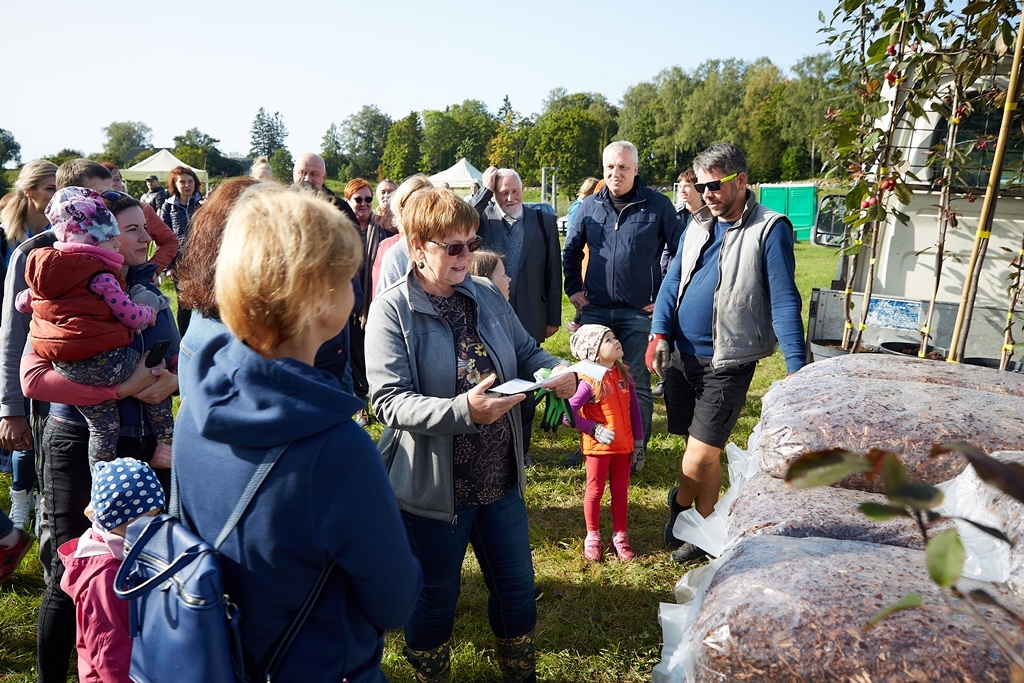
xmin=496 ymin=631 xmax=536 ymax=683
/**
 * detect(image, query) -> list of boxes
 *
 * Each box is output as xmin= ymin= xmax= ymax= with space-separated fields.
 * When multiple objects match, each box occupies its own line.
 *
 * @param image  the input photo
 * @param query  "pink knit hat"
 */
xmin=46 ymin=187 xmax=120 ymax=245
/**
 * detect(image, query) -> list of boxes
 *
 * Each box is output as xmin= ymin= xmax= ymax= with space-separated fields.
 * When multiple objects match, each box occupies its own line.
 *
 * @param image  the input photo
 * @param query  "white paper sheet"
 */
xmin=489 ymin=360 xmax=608 ymax=394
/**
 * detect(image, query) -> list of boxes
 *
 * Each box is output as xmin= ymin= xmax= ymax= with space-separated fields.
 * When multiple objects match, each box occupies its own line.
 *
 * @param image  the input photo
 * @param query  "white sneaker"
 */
xmin=8 ymin=488 xmax=32 ymax=530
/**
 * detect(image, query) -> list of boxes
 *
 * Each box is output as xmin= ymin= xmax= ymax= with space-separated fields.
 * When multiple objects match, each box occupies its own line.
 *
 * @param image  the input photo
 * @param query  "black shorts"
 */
xmin=663 ymin=352 xmax=757 ymax=448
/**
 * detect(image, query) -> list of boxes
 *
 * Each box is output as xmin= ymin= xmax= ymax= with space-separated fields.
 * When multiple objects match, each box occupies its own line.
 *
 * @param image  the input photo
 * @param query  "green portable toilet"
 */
xmin=756 ymin=184 xmax=817 ymax=241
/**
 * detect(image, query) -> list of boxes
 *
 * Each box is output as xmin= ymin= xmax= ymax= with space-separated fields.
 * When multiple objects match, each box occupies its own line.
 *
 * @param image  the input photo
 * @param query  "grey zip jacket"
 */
xmin=366 ymin=270 xmax=564 ymax=523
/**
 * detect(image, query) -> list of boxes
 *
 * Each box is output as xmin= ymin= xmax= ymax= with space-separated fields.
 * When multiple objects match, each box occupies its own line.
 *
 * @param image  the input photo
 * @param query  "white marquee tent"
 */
xmin=428 ymin=157 xmax=483 ymax=190
xmin=121 ymin=149 xmax=209 ymax=185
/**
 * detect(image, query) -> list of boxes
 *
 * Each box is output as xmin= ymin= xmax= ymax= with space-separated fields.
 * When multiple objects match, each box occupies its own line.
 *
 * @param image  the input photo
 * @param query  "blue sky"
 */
xmin=4 ymin=0 xmax=839 ymax=165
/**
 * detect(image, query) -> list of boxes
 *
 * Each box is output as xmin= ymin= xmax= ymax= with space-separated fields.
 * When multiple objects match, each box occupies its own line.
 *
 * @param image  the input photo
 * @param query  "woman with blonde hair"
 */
xmin=0 ymin=160 xmax=58 ymax=263
xmin=174 ymin=184 xmax=421 ymax=681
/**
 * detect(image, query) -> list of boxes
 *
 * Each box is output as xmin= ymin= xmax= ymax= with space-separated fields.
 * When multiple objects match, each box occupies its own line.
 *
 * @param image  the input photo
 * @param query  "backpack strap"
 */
xmin=213 ymin=441 xmax=292 ymax=549
xmin=262 ymin=560 xmax=335 ymax=681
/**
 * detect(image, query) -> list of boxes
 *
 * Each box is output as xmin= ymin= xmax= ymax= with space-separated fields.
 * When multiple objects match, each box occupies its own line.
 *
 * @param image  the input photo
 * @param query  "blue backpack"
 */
xmin=114 ymin=443 xmax=333 ymax=682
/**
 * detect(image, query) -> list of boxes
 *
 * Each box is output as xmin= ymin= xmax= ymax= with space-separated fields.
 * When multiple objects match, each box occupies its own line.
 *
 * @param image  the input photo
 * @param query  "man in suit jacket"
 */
xmin=472 ymin=167 xmax=562 ymax=463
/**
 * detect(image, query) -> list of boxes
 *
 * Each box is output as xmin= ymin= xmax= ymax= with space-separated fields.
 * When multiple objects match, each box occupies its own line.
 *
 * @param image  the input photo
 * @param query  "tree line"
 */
xmin=1 ymin=53 xmax=848 ymax=197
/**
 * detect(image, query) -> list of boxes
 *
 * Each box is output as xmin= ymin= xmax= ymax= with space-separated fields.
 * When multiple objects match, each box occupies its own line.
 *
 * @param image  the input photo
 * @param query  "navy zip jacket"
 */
xmin=174 ymin=333 xmax=421 ymax=681
xmin=562 ymin=177 xmax=684 ymax=310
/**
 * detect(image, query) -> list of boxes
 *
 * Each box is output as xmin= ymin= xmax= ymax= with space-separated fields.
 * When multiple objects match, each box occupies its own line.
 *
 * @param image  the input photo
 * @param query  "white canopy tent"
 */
xmin=428 ymin=157 xmax=483 ymax=190
xmin=121 ymin=149 xmax=209 ymax=185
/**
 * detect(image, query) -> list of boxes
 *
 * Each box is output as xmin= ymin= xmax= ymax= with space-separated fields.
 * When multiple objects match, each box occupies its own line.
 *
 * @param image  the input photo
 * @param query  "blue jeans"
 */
xmin=11 ymin=449 xmax=34 ymax=492
xmin=581 ymin=305 xmax=653 ymax=445
xmin=401 ymin=488 xmax=536 ymax=650
xmin=0 ymin=509 xmax=11 ymax=538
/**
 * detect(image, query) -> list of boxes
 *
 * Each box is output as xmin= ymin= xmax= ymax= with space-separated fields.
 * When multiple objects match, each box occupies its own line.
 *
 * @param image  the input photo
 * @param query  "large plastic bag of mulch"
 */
xmin=756 ymin=373 xmax=1024 ymax=492
xmin=726 ymin=470 xmax=950 ymax=550
xmin=657 ymin=534 xmax=1024 ymax=682
xmin=797 ymin=353 xmax=1024 ymax=397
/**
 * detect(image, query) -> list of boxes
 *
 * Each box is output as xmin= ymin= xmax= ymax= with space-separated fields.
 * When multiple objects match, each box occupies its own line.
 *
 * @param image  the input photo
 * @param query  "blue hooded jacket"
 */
xmin=174 ymin=332 xmax=421 ymax=682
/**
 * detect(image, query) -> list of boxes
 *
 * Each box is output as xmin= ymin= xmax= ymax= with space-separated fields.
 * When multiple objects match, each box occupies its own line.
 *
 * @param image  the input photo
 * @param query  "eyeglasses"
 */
xmin=429 ymin=236 xmax=484 ymax=256
xmin=352 ymin=196 xmax=373 ymax=204
xmin=99 ymin=191 xmax=131 ymax=202
xmin=694 ymin=172 xmax=739 ymax=194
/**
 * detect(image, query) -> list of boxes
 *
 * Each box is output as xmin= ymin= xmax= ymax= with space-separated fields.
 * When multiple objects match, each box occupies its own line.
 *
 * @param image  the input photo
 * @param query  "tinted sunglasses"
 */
xmin=694 ymin=172 xmax=739 ymax=194
xmin=430 ymin=236 xmax=484 ymax=256
xmin=352 ymin=196 xmax=373 ymax=204
xmin=99 ymin=191 xmax=132 ymax=202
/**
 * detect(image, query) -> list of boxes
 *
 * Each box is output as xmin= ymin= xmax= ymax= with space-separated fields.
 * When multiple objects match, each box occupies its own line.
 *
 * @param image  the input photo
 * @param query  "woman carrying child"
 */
xmin=16 ymin=187 xmax=174 ymax=469
xmin=566 ymin=324 xmax=644 ymax=562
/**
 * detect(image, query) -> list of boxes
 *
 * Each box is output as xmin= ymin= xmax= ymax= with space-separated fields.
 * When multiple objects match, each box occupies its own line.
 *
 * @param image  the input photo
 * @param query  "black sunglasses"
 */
xmin=430 ymin=236 xmax=484 ymax=256
xmin=352 ymin=196 xmax=373 ymax=204
xmin=99 ymin=191 xmax=132 ymax=202
xmin=694 ymin=172 xmax=739 ymax=194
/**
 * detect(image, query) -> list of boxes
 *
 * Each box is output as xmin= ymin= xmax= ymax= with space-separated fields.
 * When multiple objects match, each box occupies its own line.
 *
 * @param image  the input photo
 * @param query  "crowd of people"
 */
xmin=0 ymin=138 xmax=805 ymax=682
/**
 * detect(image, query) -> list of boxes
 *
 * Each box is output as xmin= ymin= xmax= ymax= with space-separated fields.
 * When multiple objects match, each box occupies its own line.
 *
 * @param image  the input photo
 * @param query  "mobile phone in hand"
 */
xmin=145 ymin=340 xmax=171 ymax=368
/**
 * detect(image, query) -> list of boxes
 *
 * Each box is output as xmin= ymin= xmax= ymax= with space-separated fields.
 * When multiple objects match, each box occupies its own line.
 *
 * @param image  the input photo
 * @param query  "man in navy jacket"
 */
xmin=563 ymin=141 xmax=684 ymax=454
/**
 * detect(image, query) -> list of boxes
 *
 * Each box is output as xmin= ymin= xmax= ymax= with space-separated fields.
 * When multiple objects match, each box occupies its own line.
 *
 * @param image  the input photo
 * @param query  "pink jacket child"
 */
xmin=60 ymin=457 xmax=165 ymax=683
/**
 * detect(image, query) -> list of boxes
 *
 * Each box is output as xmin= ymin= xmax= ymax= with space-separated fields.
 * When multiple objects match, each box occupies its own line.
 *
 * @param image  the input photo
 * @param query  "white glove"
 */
xmin=593 ymin=424 xmax=615 ymax=445
xmin=631 ymin=441 xmax=646 ymax=473
xmin=652 ymin=339 xmax=671 ymax=378
xmin=130 ymin=284 xmax=171 ymax=312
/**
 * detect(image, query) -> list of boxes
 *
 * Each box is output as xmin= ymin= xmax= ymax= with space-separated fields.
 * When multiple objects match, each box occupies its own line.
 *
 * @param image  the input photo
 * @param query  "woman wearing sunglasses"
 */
xmin=344 ymin=178 xmax=391 ymax=426
xmin=365 ymin=187 xmax=576 ymax=683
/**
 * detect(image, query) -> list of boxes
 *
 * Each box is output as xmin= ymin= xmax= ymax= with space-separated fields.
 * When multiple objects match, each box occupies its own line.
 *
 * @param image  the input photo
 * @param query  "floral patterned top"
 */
xmin=426 ymin=290 xmax=515 ymax=506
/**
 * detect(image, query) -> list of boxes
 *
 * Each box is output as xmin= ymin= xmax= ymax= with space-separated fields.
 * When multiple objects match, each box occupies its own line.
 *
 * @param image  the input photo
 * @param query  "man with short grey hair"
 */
xmin=293 ymin=152 xmax=327 ymax=188
xmin=563 ymin=141 xmax=684 ymax=466
xmin=649 ymin=142 xmax=805 ymax=563
xmin=375 ymin=178 xmax=398 ymax=233
xmin=473 ymin=167 xmax=561 ymax=462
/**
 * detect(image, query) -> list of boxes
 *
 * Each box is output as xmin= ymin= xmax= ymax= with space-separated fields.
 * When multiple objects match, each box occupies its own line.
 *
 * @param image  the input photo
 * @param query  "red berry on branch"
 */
xmin=885 ymin=72 xmax=898 ymax=85
xmin=886 ymin=44 xmax=897 ymax=56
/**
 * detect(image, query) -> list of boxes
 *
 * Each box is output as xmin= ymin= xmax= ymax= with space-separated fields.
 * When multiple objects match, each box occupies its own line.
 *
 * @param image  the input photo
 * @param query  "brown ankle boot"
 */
xmin=403 ymin=640 xmax=451 ymax=683
xmin=496 ymin=631 xmax=536 ymax=682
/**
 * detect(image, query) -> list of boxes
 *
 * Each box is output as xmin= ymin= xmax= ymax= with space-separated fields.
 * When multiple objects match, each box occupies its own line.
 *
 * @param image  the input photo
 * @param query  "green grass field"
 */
xmin=0 ymin=241 xmax=839 ymax=682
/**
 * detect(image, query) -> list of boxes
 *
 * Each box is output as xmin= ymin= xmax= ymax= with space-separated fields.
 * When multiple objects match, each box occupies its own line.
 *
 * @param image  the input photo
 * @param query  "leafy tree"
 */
xmin=172 ymin=128 xmax=243 ymax=177
xmin=321 ymin=123 xmax=347 ymax=179
xmin=126 ymin=148 xmax=158 ymax=166
xmin=488 ymin=96 xmax=533 ymax=170
xmin=677 ymin=59 xmax=750 ymax=155
xmin=381 ymin=112 xmax=423 ymax=182
xmin=779 ymin=53 xmax=848 ymax=175
xmin=530 ymin=105 xmax=603 ymax=191
xmin=269 ymin=147 xmax=294 ymax=184
xmin=102 ymin=121 xmax=152 ymax=163
xmin=738 ymin=59 xmax=787 ymax=182
xmin=45 ymin=148 xmax=86 ymax=166
xmin=617 ymin=82 xmax=671 ymax=181
xmin=339 ymin=105 xmax=392 ymax=180
xmin=0 ymin=128 xmax=21 ymax=168
xmin=249 ymin=108 xmax=288 ymax=159
xmin=420 ymin=100 xmax=496 ymax=174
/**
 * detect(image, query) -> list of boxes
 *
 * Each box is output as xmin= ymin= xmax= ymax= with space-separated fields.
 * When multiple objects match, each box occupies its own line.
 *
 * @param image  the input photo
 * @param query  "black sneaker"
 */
xmin=524 ymin=455 xmax=533 ymax=467
xmin=563 ymin=449 xmax=583 ymax=468
xmin=670 ymin=542 xmax=709 ymax=564
xmin=664 ymin=486 xmax=687 ymax=549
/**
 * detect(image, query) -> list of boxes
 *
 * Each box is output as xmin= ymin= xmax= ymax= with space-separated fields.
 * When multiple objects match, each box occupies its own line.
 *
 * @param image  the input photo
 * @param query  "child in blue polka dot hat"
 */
xmin=15 ymin=187 xmax=175 ymax=469
xmin=59 ymin=458 xmax=166 ymax=681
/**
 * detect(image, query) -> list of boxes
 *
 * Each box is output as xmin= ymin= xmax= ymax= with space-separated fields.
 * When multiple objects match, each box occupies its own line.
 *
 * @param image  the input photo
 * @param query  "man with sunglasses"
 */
xmin=473 ymin=168 xmax=562 ymax=462
xmin=563 ymin=141 xmax=684 ymax=465
xmin=648 ymin=143 xmax=805 ymax=563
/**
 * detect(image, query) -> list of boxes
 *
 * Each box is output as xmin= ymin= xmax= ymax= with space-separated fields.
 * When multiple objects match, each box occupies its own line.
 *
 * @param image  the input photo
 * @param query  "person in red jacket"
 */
xmin=16 ymin=188 xmax=173 ymax=469
xmin=565 ymin=324 xmax=644 ymax=562
xmin=60 ymin=457 xmax=165 ymax=683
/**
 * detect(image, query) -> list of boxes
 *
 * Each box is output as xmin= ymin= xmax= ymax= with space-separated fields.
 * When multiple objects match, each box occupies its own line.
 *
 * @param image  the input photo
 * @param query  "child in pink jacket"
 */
xmin=59 ymin=458 xmax=165 ymax=682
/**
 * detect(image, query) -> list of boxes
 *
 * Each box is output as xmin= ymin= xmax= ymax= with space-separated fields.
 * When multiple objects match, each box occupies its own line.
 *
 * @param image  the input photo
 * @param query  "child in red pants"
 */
xmin=566 ymin=324 xmax=643 ymax=561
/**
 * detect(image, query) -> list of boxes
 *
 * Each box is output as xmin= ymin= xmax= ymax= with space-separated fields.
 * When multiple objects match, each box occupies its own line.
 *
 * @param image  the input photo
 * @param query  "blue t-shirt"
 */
xmin=675 ymin=219 xmax=733 ymax=359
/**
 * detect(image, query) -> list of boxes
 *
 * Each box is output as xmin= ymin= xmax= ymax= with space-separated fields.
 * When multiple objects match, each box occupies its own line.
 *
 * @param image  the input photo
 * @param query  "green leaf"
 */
xmin=784 ymin=449 xmax=873 ymax=489
xmin=926 ymin=528 xmax=965 ymax=589
xmin=882 ymin=452 xmax=908 ymax=495
xmin=860 ymin=502 xmax=911 ymax=520
xmin=865 ymin=593 xmax=924 ymax=630
xmin=894 ymin=181 xmax=913 ymax=205
xmin=889 ymin=483 xmax=944 ymax=510
xmin=963 ymin=1 xmax=990 ymax=15
xmin=931 ymin=442 xmax=1024 ymax=506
